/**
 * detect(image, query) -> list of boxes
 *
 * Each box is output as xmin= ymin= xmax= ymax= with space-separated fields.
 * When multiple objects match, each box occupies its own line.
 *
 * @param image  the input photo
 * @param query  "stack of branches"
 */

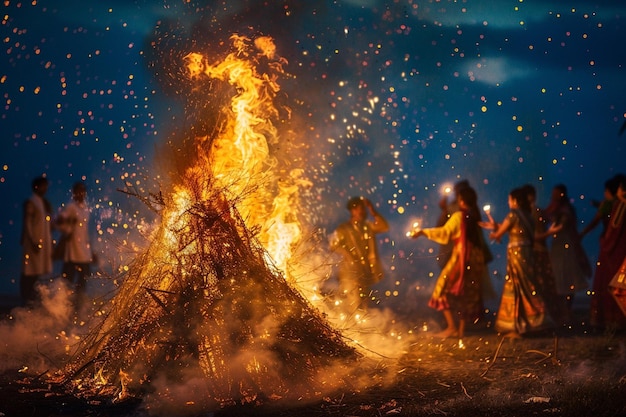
xmin=54 ymin=186 xmax=358 ymax=408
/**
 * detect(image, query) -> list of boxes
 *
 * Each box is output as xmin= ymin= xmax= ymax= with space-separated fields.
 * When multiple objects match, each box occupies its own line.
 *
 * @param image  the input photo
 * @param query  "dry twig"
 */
xmin=480 ymin=336 xmax=506 ymax=377
xmin=460 ymin=382 xmax=472 ymax=399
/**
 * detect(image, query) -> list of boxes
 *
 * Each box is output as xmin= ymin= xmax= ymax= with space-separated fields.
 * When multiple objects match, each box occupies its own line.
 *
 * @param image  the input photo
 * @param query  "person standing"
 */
xmin=57 ymin=181 xmax=93 ymax=307
xmin=328 ymin=197 xmax=389 ymax=309
xmin=590 ymin=175 xmax=626 ymax=330
xmin=580 ymin=175 xmax=623 ymax=239
xmin=485 ymin=187 xmax=553 ymax=337
xmin=20 ymin=176 xmax=53 ymax=306
xmin=410 ymin=186 xmax=487 ymax=345
xmin=522 ymin=184 xmax=559 ymax=323
xmin=543 ymin=184 xmax=591 ymax=325
xmin=435 ymin=180 xmax=470 ymax=269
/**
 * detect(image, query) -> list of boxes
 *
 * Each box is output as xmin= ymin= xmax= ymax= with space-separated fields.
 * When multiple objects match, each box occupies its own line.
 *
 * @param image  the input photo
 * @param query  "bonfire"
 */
xmin=53 ymin=34 xmax=358 ymax=410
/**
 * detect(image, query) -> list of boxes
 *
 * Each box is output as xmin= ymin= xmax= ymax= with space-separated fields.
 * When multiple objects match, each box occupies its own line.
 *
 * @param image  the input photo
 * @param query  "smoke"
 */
xmin=142 ymin=371 xmax=221 ymax=417
xmin=0 ymin=5 xmax=433 ymax=414
xmin=0 ymin=278 xmax=91 ymax=373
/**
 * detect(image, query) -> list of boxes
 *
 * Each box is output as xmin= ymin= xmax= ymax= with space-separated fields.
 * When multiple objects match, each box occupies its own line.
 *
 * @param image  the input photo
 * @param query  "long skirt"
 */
xmin=429 ymin=244 xmax=485 ymax=323
xmin=495 ymin=245 xmax=553 ymax=334
xmin=533 ymin=246 xmax=560 ymax=321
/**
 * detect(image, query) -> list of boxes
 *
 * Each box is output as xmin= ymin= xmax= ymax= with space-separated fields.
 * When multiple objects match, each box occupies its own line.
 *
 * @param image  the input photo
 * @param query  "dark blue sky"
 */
xmin=1 ymin=0 xmax=625 ymax=303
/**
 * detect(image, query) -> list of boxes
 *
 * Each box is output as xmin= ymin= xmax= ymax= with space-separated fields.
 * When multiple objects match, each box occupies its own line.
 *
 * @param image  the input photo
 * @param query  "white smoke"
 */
xmin=0 ymin=276 xmax=113 ymax=374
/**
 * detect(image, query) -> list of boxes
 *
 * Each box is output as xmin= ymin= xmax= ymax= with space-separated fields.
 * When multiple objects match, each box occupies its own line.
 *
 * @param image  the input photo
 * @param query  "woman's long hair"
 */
xmin=458 ymin=186 xmax=482 ymax=247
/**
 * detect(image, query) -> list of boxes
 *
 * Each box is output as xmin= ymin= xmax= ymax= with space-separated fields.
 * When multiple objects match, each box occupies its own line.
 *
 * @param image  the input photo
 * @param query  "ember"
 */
xmin=51 ymin=34 xmax=359 ymax=411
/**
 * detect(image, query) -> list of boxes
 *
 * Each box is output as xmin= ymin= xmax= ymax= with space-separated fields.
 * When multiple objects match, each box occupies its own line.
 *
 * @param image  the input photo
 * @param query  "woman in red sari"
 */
xmin=590 ymin=174 xmax=626 ymax=329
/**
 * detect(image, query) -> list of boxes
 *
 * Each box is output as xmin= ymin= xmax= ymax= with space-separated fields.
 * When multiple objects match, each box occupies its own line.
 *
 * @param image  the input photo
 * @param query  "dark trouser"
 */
xmin=62 ymin=262 xmax=90 ymax=309
xmin=20 ymin=274 xmax=40 ymax=306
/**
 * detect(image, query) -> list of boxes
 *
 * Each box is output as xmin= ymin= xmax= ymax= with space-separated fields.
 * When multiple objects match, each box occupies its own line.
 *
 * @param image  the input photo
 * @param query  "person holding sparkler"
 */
xmin=483 ymin=187 xmax=553 ymax=337
xmin=435 ymin=180 xmax=470 ymax=269
xmin=409 ymin=185 xmax=487 ymax=346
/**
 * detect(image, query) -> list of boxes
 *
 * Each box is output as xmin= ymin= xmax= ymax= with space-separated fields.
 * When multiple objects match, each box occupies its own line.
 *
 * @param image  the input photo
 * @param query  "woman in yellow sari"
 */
xmin=410 ymin=186 xmax=487 ymax=344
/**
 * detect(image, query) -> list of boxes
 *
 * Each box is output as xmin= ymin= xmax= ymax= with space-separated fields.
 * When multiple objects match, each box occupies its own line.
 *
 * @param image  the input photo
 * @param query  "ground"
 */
xmin=2 ymin=304 xmax=626 ymax=417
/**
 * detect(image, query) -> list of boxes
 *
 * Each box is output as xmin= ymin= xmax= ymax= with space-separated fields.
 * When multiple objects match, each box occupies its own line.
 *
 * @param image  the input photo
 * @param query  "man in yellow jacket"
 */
xmin=329 ymin=197 xmax=389 ymax=309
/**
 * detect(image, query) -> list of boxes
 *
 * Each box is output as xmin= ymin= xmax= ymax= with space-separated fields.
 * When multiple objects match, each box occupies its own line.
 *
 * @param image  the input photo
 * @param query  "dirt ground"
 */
xmin=2 ymin=307 xmax=626 ymax=417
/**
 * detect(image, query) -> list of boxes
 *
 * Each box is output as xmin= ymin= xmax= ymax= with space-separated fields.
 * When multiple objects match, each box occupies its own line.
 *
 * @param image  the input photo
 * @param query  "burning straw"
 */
xmin=49 ymin=33 xmax=360 ymax=410
xmin=57 ymin=187 xmax=357 ymax=407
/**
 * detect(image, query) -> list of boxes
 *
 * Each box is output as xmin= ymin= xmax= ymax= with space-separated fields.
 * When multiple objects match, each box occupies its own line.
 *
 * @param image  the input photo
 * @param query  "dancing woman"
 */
xmin=486 ymin=187 xmax=553 ymax=337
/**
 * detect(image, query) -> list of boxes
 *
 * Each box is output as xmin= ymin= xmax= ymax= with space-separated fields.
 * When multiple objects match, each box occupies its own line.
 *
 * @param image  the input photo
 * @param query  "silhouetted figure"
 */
xmin=522 ymin=184 xmax=560 ymax=324
xmin=590 ymin=175 xmax=626 ymax=330
xmin=20 ymin=176 xmax=53 ymax=306
xmin=543 ymin=184 xmax=591 ymax=325
xmin=581 ymin=174 xmax=623 ymax=239
xmin=57 ymin=181 xmax=93 ymax=309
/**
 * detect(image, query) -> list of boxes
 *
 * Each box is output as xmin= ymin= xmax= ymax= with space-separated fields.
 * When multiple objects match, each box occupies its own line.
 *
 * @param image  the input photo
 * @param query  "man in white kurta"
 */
xmin=21 ymin=176 xmax=53 ymax=305
xmin=58 ymin=182 xmax=93 ymax=305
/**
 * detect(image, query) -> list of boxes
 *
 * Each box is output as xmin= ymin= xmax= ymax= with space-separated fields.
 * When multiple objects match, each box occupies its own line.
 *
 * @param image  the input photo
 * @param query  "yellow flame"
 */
xmin=180 ymin=35 xmax=300 ymax=277
xmin=95 ymin=367 xmax=107 ymax=386
xmin=118 ymin=369 xmax=131 ymax=400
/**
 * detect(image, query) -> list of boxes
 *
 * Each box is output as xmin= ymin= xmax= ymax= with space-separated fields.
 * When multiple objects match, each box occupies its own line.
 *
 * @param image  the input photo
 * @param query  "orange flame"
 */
xmin=179 ymin=34 xmax=300 ymax=277
xmin=118 ymin=369 xmax=130 ymax=400
xmin=95 ymin=367 xmax=107 ymax=386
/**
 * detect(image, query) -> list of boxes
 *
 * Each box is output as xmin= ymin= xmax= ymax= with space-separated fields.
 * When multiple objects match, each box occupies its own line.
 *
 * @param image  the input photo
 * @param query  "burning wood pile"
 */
xmin=57 ymin=187 xmax=357 ymax=407
xmin=51 ymin=34 xmax=359 ymax=409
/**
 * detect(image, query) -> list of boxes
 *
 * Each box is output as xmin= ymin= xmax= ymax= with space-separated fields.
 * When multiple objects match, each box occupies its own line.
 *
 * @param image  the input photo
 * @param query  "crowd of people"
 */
xmin=20 ymin=176 xmax=95 ymax=310
xmin=331 ymin=174 xmax=626 ymax=345
xmin=20 ymin=171 xmax=626 ymax=343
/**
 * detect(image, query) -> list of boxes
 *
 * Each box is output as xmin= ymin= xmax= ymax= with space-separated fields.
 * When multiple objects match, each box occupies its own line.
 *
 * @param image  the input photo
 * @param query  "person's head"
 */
xmin=453 ymin=179 xmax=470 ymax=195
xmin=457 ymin=186 xmax=477 ymax=211
xmin=617 ymin=175 xmax=626 ymax=203
xmin=72 ymin=181 xmax=87 ymax=202
xmin=606 ymin=174 xmax=624 ymax=200
xmin=551 ymin=184 xmax=568 ymax=204
xmin=521 ymin=183 xmax=536 ymax=204
xmin=31 ymin=176 xmax=49 ymax=196
xmin=346 ymin=196 xmax=366 ymax=221
xmin=510 ymin=187 xmax=531 ymax=212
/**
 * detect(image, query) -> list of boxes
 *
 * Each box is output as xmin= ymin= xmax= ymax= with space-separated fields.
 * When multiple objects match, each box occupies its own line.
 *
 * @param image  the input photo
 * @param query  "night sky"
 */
xmin=1 ymin=0 xmax=625 ymax=310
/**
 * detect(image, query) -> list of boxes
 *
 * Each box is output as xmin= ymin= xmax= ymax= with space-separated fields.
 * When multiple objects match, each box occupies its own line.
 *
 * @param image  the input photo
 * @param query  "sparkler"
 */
xmin=405 ymin=221 xmax=421 ymax=238
xmin=483 ymin=203 xmax=497 ymax=243
xmin=483 ymin=204 xmax=496 ymax=225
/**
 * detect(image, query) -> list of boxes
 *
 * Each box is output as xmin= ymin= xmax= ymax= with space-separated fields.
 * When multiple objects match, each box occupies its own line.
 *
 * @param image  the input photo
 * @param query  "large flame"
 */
xmin=54 ymin=32 xmax=363 ymax=410
xmin=158 ymin=34 xmax=382 ymax=347
xmin=178 ymin=34 xmax=300 ymax=277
